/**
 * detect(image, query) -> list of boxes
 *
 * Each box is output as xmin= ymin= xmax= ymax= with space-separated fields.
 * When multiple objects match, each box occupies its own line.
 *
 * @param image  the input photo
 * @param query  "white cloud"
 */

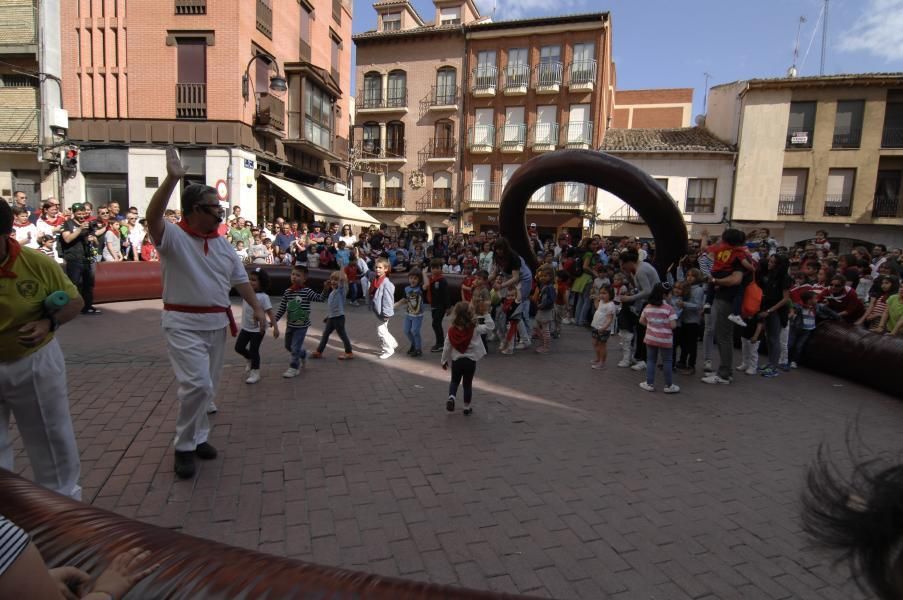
xmin=839 ymin=0 xmax=903 ymax=62
xmin=473 ymin=0 xmax=585 ymax=21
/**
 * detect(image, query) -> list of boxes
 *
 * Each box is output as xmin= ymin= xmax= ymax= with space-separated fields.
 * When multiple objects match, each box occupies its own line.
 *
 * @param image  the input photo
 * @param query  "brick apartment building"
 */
xmin=352 ymin=5 xmax=614 ymax=240
xmin=58 ymin=0 xmax=372 ymax=228
xmin=610 ymin=88 xmax=693 ymax=129
xmin=0 ymin=0 xmax=65 ymax=206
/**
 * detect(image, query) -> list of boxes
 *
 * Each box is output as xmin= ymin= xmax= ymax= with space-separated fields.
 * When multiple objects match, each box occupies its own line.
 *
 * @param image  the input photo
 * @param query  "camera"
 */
xmin=478 ymin=317 xmax=485 ymax=324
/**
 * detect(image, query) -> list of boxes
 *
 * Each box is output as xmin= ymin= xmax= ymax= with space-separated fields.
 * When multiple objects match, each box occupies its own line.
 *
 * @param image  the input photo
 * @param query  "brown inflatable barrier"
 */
xmin=93 ymin=262 xmax=463 ymax=304
xmin=0 ymin=469 xmax=535 ymax=599
xmin=801 ymin=320 xmax=903 ymax=399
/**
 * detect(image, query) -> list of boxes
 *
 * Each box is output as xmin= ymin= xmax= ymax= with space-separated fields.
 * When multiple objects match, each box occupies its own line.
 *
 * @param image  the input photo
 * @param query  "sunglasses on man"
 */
xmin=196 ymin=204 xmax=225 ymax=219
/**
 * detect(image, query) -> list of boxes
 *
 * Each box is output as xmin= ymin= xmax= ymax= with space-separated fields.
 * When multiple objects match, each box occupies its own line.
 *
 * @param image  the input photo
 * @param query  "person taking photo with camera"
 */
xmin=60 ymin=202 xmax=105 ymax=315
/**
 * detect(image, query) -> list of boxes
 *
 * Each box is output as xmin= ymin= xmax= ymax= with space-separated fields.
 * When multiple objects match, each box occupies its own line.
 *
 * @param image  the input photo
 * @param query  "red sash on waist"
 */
xmin=163 ymin=303 xmax=237 ymax=336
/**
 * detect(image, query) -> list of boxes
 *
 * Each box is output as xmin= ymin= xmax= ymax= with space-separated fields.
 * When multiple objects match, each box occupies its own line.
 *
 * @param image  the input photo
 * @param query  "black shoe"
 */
xmin=407 ymin=346 xmax=415 ymax=355
xmin=174 ymin=451 xmax=196 ymax=479
xmin=413 ymin=350 xmax=422 ymax=357
xmin=463 ymin=405 xmax=472 ymax=416
xmin=446 ymin=395 xmax=455 ymax=412
xmin=195 ymin=442 xmax=218 ymax=460
xmin=431 ymin=345 xmax=443 ymax=353
xmin=81 ymin=307 xmax=103 ymax=315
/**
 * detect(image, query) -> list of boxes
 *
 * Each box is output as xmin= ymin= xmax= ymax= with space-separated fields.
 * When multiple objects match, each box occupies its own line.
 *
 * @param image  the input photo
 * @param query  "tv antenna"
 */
xmin=703 ymin=72 xmax=711 ymax=113
xmin=788 ymin=16 xmax=806 ymax=77
xmin=820 ymin=0 xmax=829 ymax=75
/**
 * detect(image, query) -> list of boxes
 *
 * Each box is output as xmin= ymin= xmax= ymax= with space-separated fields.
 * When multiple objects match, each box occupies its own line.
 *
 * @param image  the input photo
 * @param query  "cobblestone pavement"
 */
xmin=11 ymin=298 xmax=902 ymax=598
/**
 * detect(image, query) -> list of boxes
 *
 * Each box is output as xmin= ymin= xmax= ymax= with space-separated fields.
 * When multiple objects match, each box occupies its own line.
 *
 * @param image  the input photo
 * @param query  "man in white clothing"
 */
xmin=147 ymin=148 xmax=267 ymax=479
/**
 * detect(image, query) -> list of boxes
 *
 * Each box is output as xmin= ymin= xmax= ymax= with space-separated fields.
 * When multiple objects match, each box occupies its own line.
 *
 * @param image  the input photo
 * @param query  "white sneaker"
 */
xmin=790 ymin=361 xmax=798 ymax=369
xmin=735 ymin=362 xmax=748 ymax=372
xmin=728 ymin=314 xmax=747 ymax=327
xmin=663 ymin=384 xmax=680 ymax=394
xmin=282 ymin=367 xmax=299 ymax=378
xmin=379 ymin=350 xmax=394 ymax=360
xmin=638 ymin=382 xmax=655 ymax=392
xmin=701 ymin=374 xmax=732 ymax=385
xmin=631 ymin=361 xmax=647 ymax=371
xmin=703 ymin=360 xmax=713 ymax=372
xmin=245 ymin=370 xmax=260 ymax=384
xmin=515 ymin=341 xmax=531 ymax=350
xmin=744 ymin=365 xmax=758 ymax=376
xmin=617 ymin=359 xmax=632 ymax=368
xmin=206 ymin=400 xmax=218 ymax=414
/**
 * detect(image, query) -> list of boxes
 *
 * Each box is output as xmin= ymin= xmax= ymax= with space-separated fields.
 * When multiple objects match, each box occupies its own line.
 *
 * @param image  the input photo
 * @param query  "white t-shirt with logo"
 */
xmin=153 ymin=220 xmax=249 ymax=331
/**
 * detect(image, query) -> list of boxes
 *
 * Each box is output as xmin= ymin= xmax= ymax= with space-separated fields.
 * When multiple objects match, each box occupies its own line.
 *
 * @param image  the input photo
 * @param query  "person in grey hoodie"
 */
xmin=618 ymin=251 xmax=661 ymax=370
xmin=312 ymin=270 xmax=354 ymax=360
xmin=675 ymin=268 xmax=705 ymax=374
xmin=369 ymin=257 xmax=397 ymax=359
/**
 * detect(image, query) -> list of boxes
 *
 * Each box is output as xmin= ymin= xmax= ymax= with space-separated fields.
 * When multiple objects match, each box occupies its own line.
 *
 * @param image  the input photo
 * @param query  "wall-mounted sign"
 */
xmin=244 ymin=159 xmax=255 ymax=169
xmin=790 ymin=132 xmax=809 ymax=144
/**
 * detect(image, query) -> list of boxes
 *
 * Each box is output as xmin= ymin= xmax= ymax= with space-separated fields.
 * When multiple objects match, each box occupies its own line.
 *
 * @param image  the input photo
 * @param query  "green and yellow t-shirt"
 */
xmin=0 ymin=243 xmax=79 ymax=361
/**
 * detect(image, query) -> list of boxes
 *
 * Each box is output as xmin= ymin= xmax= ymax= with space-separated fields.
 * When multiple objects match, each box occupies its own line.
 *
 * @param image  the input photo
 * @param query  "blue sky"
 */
xmin=352 ymin=0 xmax=903 ymax=118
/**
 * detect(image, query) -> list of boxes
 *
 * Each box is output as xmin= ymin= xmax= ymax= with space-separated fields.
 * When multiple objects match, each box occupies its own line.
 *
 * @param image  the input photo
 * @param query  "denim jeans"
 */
xmin=574 ymin=287 xmax=592 ymax=326
xmin=284 ymin=325 xmax=308 ymax=368
xmin=788 ymin=327 xmax=813 ymax=363
xmin=348 ymin=282 xmax=362 ymax=302
xmin=645 ymin=345 xmax=673 ymax=387
xmin=404 ymin=314 xmax=424 ymax=351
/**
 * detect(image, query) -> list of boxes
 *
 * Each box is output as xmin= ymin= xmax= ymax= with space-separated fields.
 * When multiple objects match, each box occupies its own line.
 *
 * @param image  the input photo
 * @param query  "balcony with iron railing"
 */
xmin=464 ymin=181 xmax=591 ymax=210
xmin=419 ymin=138 xmax=456 ymax=163
xmin=176 ymin=83 xmax=207 ymax=119
xmin=355 ymin=139 xmax=381 ymax=158
xmin=503 ymin=64 xmax=530 ymax=96
xmin=356 ymin=89 xmax=408 ymax=113
xmin=534 ymin=62 xmax=563 ymax=93
xmin=416 ymin=188 xmax=454 ymax=212
xmin=254 ymin=94 xmax=285 ymax=135
xmin=468 ymin=126 xmax=495 ymax=153
xmin=567 ymin=60 xmax=597 ymax=91
xmin=471 ymin=66 xmax=498 ymax=97
xmin=175 ymin=0 xmax=206 ymax=14
xmin=563 ymin=121 xmax=593 ymax=148
xmin=352 ymin=138 xmax=405 ymax=160
xmin=500 ymin=124 xmax=526 ymax=153
xmin=832 ymin=129 xmax=862 ymax=149
xmin=606 ymin=204 xmax=644 ymax=224
xmin=823 ymin=194 xmax=853 ymax=217
xmin=777 ymin=194 xmax=805 ymax=216
xmin=873 ymin=194 xmax=902 ymax=218
xmin=786 ymin=130 xmax=813 ymax=149
xmin=531 ymin=123 xmax=558 ymax=152
xmin=427 ymin=85 xmax=458 ymax=109
xmin=881 ymin=127 xmax=903 ymax=148
xmin=0 ymin=1 xmax=36 ymax=49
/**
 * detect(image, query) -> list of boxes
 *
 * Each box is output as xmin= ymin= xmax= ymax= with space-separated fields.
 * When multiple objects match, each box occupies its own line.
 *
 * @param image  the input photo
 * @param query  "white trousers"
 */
xmin=0 ymin=339 xmax=82 ymax=500
xmin=376 ymin=319 xmax=398 ymax=353
xmin=164 ymin=327 xmax=226 ymax=452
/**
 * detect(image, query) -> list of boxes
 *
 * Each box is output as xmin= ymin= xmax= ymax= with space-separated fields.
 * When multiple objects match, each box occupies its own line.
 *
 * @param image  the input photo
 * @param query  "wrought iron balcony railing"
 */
xmin=777 ymin=194 xmax=805 ymax=216
xmin=823 ymin=194 xmax=853 ymax=217
xmin=534 ymin=62 xmax=563 ymax=88
xmin=568 ymin=60 xmax=597 ymax=86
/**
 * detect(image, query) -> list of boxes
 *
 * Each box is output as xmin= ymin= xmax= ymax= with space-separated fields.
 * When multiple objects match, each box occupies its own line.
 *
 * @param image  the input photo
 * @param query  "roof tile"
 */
xmin=600 ymin=127 xmax=734 ymax=154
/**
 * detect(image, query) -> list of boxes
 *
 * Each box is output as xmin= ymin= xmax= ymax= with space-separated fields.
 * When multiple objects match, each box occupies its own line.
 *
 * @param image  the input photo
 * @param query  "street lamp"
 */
xmin=242 ymin=52 xmax=287 ymax=101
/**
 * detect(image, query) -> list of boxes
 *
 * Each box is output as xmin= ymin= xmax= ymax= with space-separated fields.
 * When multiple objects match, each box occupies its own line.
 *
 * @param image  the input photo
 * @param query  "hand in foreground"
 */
xmin=272 ymin=324 xmax=280 ymax=339
xmin=90 ymin=548 xmax=157 ymax=599
xmin=254 ymin=307 xmax=268 ymax=331
xmin=441 ymin=362 xmax=448 ymax=371
xmin=49 ymin=566 xmax=90 ymax=600
xmin=17 ymin=319 xmax=51 ymax=347
xmin=165 ymin=147 xmax=187 ymax=179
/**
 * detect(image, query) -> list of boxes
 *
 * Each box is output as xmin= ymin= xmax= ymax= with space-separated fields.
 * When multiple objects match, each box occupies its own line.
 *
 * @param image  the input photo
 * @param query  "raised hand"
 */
xmin=165 ymin=147 xmax=187 ymax=179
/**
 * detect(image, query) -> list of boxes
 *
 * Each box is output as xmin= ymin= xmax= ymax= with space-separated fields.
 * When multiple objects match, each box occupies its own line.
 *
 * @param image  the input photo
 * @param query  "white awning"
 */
xmin=262 ymin=174 xmax=379 ymax=227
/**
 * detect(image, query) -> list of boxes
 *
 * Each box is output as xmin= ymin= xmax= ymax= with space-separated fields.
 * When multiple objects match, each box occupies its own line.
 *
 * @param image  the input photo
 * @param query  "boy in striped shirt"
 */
xmin=275 ymin=265 xmax=326 ymax=378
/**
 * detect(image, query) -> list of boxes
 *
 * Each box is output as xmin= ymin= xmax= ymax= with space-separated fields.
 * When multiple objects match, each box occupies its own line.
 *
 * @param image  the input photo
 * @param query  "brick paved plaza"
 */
xmin=12 ymin=299 xmax=902 ymax=599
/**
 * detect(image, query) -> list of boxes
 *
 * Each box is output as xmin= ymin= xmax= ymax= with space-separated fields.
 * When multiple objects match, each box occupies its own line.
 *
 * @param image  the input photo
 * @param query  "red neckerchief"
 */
xmin=370 ymin=275 xmax=386 ymax=296
xmin=448 ymin=325 xmax=475 ymax=353
xmin=289 ymin=284 xmax=304 ymax=292
xmin=178 ymin=220 xmax=219 ymax=255
xmin=43 ymin=215 xmax=64 ymax=226
xmin=13 ymin=222 xmax=32 ymax=229
xmin=425 ymin=273 xmax=444 ymax=304
xmin=0 ymin=238 xmax=22 ymax=278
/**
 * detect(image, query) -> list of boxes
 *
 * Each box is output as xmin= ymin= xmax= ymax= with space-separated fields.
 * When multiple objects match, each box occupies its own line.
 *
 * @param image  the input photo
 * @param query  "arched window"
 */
xmin=387 ymin=70 xmax=406 ymax=107
xmin=386 ymin=170 xmax=403 ymax=207
xmin=386 ymin=121 xmax=405 ymax=158
xmin=432 ymin=171 xmax=452 ymax=209
xmin=434 ymin=120 xmax=454 ymax=157
xmin=362 ymin=122 xmax=380 ymax=155
xmin=363 ymin=71 xmax=382 ymax=108
xmin=436 ymin=67 xmax=456 ymax=105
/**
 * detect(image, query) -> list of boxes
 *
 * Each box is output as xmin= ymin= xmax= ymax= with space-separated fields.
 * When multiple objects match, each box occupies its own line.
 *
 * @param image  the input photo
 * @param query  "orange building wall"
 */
xmin=631 ymin=106 xmax=685 ymax=128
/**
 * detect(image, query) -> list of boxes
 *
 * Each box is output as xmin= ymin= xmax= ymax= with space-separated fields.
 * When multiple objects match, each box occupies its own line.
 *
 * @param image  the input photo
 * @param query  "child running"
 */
xmin=275 ymin=265 xmax=326 ymax=378
xmin=397 ymin=267 xmax=425 ymax=357
xmin=236 ymin=268 xmax=280 ymax=384
xmin=441 ymin=301 xmax=494 ymax=415
xmin=370 ymin=257 xmax=398 ymax=359
xmin=638 ymin=283 xmax=679 ymax=393
xmin=311 ymin=270 xmax=354 ymax=360
xmin=590 ymin=285 xmax=616 ymax=370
